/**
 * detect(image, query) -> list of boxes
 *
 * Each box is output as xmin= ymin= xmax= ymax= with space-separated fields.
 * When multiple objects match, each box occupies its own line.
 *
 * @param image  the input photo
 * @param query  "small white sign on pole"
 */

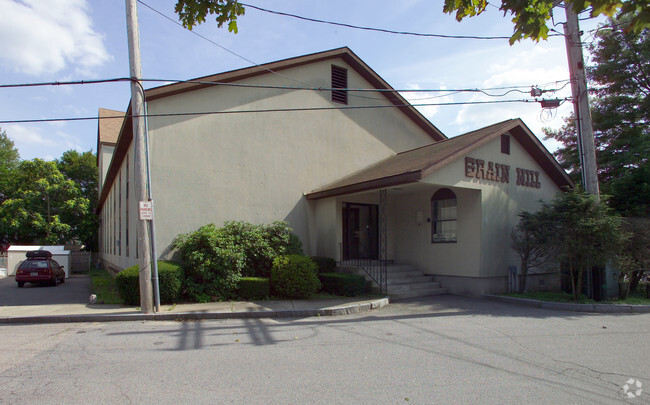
xmin=139 ymin=201 xmax=154 ymax=221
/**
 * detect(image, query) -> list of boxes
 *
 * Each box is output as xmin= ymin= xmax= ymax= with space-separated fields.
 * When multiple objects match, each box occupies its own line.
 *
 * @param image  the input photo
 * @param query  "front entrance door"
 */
xmin=342 ymin=203 xmax=379 ymax=260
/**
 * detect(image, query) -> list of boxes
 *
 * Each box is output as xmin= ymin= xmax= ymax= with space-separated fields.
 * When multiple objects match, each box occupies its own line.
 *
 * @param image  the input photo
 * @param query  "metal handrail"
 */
xmin=339 ymin=244 xmax=387 ymax=294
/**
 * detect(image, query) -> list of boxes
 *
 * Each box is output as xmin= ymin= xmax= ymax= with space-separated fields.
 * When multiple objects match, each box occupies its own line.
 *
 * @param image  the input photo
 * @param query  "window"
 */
xmin=501 ymin=134 xmax=510 ymax=155
xmin=431 ymin=188 xmax=457 ymax=243
xmin=331 ymin=65 xmax=348 ymax=104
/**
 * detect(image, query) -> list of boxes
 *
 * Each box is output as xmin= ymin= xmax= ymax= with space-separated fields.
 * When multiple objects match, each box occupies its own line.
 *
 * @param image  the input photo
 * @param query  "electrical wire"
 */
xmin=0 ymin=76 xmax=572 ymax=96
xmin=240 ymin=2 xmax=565 ymax=40
xmin=0 ymin=98 xmax=564 ymax=125
xmin=136 ymin=0 xmax=312 ymax=87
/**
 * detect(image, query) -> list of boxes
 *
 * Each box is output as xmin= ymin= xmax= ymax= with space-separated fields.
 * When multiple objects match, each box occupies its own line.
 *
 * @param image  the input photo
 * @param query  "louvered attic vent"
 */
xmin=331 ymin=65 xmax=348 ymax=104
xmin=501 ymin=134 xmax=510 ymax=155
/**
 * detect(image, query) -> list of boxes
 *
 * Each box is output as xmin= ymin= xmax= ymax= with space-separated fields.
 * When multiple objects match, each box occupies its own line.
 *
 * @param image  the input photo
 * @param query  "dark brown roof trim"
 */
xmin=306 ymin=171 xmax=423 ymax=200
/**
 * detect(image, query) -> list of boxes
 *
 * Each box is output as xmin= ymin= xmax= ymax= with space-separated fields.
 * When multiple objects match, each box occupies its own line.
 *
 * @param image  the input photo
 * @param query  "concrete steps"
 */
xmin=338 ymin=263 xmax=447 ymax=300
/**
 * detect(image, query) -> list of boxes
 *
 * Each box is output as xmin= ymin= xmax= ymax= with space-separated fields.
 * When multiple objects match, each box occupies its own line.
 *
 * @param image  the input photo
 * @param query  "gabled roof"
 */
xmin=96 ymin=108 xmax=125 ymax=164
xmin=96 ymin=47 xmax=447 ymax=212
xmin=305 ymin=119 xmax=573 ymax=200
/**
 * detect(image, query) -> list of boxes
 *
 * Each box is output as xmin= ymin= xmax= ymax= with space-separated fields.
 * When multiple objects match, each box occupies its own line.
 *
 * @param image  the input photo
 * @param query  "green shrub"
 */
xmin=173 ymin=224 xmax=245 ymax=302
xmin=271 ymin=255 xmax=321 ymax=299
xmin=237 ymin=277 xmax=270 ymax=300
xmin=319 ymin=272 xmax=367 ymax=296
xmin=311 ymin=256 xmax=336 ymax=274
xmin=173 ymin=221 xmax=305 ymax=301
xmin=115 ymin=265 xmax=140 ymax=305
xmin=115 ymin=261 xmax=184 ymax=305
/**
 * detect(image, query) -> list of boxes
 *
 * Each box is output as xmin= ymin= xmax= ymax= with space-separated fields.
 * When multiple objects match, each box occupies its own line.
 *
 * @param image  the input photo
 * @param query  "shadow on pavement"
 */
xmin=0 ymin=275 xmax=90 ymax=306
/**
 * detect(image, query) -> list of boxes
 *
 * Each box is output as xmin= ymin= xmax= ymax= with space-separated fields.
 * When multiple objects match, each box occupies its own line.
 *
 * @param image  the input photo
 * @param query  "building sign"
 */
xmin=465 ymin=157 xmax=540 ymax=188
xmin=139 ymin=201 xmax=154 ymax=221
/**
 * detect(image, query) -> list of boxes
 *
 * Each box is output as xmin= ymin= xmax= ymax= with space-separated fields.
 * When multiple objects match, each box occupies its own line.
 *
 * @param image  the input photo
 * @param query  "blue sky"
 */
xmin=0 ymin=0 xmax=605 ymax=161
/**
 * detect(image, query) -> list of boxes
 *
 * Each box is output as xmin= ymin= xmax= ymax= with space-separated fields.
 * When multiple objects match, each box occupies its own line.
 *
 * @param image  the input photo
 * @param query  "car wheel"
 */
xmin=60 ymin=276 xmax=65 ymax=284
xmin=51 ymin=276 xmax=58 ymax=286
xmin=17 ymin=282 xmax=24 ymax=288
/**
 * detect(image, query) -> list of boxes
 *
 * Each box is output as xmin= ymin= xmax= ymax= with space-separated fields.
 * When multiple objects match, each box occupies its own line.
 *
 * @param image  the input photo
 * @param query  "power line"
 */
xmin=0 ymin=76 xmax=572 ymax=96
xmin=240 ymin=2 xmax=565 ymax=40
xmin=0 ymin=98 xmax=565 ymax=125
xmin=136 ymin=0 xmax=312 ymax=87
xmin=0 ymin=78 xmax=132 ymax=89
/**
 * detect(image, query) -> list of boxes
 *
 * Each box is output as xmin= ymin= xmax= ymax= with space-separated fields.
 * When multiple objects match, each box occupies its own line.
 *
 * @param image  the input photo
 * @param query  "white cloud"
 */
xmin=400 ymin=83 xmax=455 ymax=120
xmin=0 ymin=0 xmax=111 ymax=76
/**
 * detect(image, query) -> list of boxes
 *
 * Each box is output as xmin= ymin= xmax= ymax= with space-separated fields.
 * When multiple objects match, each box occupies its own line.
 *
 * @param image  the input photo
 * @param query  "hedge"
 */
xmin=237 ymin=277 xmax=270 ymax=300
xmin=319 ymin=272 xmax=367 ymax=297
xmin=115 ymin=261 xmax=184 ymax=305
xmin=271 ymin=255 xmax=321 ymax=299
xmin=310 ymin=256 xmax=336 ymax=274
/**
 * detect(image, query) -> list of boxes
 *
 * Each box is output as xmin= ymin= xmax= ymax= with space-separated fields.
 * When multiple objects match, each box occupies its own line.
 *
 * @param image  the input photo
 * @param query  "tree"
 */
xmin=544 ymin=19 xmax=649 ymax=216
xmin=0 ymin=159 xmax=89 ymax=245
xmin=175 ymin=0 xmax=245 ymax=32
xmin=0 ymin=128 xmax=20 ymax=205
xmin=511 ymin=211 xmax=555 ymax=293
xmin=618 ymin=218 xmax=650 ymax=293
xmin=538 ymin=188 xmax=623 ymax=301
xmin=443 ymin=0 xmax=649 ymax=44
xmin=56 ymin=150 xmax=99 ymax=251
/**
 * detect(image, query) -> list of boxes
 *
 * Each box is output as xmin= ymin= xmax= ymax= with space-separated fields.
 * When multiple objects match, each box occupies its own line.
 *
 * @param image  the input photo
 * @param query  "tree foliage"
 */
xmin=0 ymin=142 xmax=99 ymax=249
xmin=56 ymin=150 xmax=99 ymax=250
xmin=511 ymin=211 xmax=555 ymax=293
xmin=175 ymin=0 xmax=245 ymax=32
xmin=536 ymin=188 xmax=624 ymax=301
xmin=618 ymin=218 xmax=650 ymax=292
xmin=544 ymin=18 xmax=649 ymax=216
xmin=0 ymin=159 xmax=86 ymax=245
xmin=443 ymin=0 xmax=649 ymax=44
xmin=0 ymin=128 xmax=20 ymax=205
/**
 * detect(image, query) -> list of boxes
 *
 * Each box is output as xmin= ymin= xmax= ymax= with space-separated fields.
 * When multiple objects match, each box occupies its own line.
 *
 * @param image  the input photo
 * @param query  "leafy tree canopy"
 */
xmin=544 ymin=18 xmax=649 ymax=216
xmin=0 ymin=147 xmax=99 ymax=250
xmin=0 ymin=128 xmax=20 ymax=203
xmin=175 ymin=0 xmax=245 ymax=32
xmin=443 ymin=0 xmax=650 ymax=44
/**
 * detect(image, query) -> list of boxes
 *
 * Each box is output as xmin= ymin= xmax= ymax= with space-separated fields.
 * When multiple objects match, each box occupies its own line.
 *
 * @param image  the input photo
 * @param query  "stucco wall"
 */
xmin=144 ymin=58 xmax=436 ymax=259
xmin=99 ymin=146 xmax=138 ymax=271
xmin=392 ymin=132 xmax=561 ymax=287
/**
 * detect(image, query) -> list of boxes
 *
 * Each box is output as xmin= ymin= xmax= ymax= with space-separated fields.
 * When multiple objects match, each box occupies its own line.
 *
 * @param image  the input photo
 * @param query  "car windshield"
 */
xmin=19 ymin=260 xmax=49 ymax=270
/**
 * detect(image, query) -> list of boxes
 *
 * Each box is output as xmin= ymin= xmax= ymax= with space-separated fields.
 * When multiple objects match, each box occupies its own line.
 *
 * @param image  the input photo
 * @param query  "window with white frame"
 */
xmin=431 ymin=188 xmax=457 ymax=243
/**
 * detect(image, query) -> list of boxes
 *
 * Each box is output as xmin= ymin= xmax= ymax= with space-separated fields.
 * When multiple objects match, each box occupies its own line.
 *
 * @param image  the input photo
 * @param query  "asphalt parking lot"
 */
xmin=0 ymin=275 xmax=90 ymax=306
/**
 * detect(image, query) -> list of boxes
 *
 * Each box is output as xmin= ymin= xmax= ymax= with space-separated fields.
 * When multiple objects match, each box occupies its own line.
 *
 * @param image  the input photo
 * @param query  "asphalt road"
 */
xmin=0 ymin=275 xmax=90 ymax=306
xmin=0 ymin=295 xmax=648 ymax=404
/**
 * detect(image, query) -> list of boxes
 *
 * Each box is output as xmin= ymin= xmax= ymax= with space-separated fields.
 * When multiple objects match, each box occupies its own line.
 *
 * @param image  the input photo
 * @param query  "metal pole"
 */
xmin=564 ymin=3 xmax=600 ymax=197
xmin=125 ymin=0 xmax=153 ymax=313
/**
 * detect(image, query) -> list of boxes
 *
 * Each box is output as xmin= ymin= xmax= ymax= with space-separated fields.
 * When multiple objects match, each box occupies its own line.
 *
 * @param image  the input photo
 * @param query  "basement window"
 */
xmin=501 ymin=134 xmax=510 ymax=155
xmin=331 ymin=65 xmax=348 ymax=104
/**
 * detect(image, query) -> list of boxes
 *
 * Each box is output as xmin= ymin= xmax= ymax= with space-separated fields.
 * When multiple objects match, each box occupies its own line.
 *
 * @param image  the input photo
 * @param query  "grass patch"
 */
xmin=89 ymin=267 xmax=123 ymax=305
xmin=504 ymin=289 xmax=650 ymax=305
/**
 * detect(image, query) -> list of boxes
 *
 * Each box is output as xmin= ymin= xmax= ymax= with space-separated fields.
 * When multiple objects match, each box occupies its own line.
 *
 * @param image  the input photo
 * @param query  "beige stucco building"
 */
xmin=97 ymin=47 xmax=572 ymax=297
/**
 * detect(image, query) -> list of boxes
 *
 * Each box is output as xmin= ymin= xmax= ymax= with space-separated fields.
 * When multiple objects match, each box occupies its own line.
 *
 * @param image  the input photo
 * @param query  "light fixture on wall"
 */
xmin=416 ymin=211 xmax=424 ymax=226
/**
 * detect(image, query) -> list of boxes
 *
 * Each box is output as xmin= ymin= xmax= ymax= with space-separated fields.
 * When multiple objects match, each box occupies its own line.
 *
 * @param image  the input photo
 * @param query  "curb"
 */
xmin=0 ymin=297 xmax=390 ymax=325
xmin=484 ymin=294 xmax=650 ymax=314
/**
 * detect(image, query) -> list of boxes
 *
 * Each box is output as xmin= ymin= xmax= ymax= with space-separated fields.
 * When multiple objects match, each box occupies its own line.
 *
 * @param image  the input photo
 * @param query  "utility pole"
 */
xmin=125 ymin=0 xmax=154 ymax=313
xmin=564 ymin=3 xmax=600 ymax=197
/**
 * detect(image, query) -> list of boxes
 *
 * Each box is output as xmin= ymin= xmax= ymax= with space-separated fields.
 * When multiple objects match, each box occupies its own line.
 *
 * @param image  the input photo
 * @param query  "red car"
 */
xmin=15 ymin=251 xmax=66 ymax=287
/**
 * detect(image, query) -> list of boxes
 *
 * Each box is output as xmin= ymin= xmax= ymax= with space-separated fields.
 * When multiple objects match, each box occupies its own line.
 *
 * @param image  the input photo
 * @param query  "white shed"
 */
xmin=7 ymin=246 xmax=71 ymax=278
